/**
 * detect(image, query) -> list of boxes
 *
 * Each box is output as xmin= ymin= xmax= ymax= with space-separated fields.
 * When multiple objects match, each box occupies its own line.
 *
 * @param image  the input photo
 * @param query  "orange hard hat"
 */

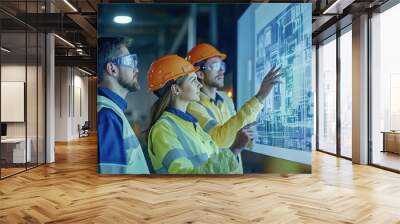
xmin=147 ymin=54 xmax=199 ymax=92
xmin=186 ymin=43 xmax=227 ymax=65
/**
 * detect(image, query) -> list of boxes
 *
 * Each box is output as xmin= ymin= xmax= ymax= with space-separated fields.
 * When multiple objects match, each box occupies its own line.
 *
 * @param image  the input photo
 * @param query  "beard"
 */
xmin=205 ymin=76 xmax=224 ymax=89
xmin=203 ymin=70 xmax=224 ymax=89
xmin=120 ymin=75 xmax=141 ymax=92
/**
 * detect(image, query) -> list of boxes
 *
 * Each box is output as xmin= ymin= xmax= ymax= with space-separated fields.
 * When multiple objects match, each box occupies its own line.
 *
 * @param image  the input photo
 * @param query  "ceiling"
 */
xmin=0 ymin=0 xmax=392 ymax=74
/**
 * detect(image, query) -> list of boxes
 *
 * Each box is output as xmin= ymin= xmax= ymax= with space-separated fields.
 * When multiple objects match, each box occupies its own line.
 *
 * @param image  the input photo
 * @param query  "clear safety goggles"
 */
xmin=202 ymin=61 xmax=225 ymax=72
xmin=109 ymin=54 xmax=138 ymax=71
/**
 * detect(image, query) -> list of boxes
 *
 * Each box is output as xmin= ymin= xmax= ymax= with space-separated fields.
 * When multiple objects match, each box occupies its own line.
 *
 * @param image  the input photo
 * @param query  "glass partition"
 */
xmin=0 ymin=0 xmax=46 ymax=179
xmin=317 ymin=35 xmax=337 ymax=155
xmin=339 ymin=27 xmax=352 ymax=158
xmin=371 ymin=3 xmax=400 ymax=171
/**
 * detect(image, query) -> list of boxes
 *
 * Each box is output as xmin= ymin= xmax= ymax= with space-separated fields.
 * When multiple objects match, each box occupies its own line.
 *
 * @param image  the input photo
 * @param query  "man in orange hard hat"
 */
xmin=186 ymin=43 xmax=282 ymax=172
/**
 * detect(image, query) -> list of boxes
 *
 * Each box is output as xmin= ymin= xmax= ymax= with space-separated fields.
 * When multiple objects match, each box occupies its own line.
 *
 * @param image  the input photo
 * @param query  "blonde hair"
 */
xmin=146 ymin=76 xmax=187 ymax=139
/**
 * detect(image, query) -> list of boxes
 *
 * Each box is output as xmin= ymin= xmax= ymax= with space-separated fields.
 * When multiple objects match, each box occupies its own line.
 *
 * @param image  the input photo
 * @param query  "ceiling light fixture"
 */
xmin=322 ymin=0 xmax=354 ymax=15
xmin=54 ymin=34 xmax=75 ymax=48
xmin=1 ymin=47 xmax=11 ymax=53
xmin=78 ymin=67 xmax=92 ymax=76
xmin=63 ymin=0 xmax=78 ymax=12
xmin=113 ymin=16 xmax=132 ymax=24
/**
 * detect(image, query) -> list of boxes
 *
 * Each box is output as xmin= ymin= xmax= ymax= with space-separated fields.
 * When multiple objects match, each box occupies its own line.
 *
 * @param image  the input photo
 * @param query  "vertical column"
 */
xmin=187 ymin=4 xmax=197 ymax=51
xmin=209 ymin=4 xmax=218 ymax=46
xmin=88 ymin=77 xmax=97 ymax=132
xmin=336 ymin=30 xmax=341 ymax=156
xmin=46 ymin=1 xmax=55 ymax=163
xmin=157 ymin=28 xmax=165 ymax=56
xmin=352 ymin=14 xmax=369 ymax=164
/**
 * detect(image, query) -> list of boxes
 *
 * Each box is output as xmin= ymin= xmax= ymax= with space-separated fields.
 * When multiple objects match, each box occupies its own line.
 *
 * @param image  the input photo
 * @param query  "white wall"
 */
xmin=72 ymin=72 xmax=89 ymax=138
xmin=55 ymin=66 xmax=69 ymax=141
xmin=54 ymin=67 xmax=89 ymax=141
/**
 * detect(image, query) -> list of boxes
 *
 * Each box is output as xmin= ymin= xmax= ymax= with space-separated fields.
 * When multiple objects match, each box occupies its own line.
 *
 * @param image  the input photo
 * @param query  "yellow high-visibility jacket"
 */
xmin=187 ymin=91 xmax=263 ymax=148
xmin=147 ymin=109 xmax=241 ymax=174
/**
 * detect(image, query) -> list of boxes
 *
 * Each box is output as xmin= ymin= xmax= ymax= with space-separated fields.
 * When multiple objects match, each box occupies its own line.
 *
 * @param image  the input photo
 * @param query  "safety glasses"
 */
xmin=109 ymin=54 xmax=138 ymax=71
xmin=202 ymin=61 xmax=225 ymax=72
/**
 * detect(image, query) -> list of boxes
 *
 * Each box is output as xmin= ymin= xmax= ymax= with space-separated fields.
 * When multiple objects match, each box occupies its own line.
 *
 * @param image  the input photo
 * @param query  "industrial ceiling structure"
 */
xmin=0 ymin=0 xmax=391 ymax=76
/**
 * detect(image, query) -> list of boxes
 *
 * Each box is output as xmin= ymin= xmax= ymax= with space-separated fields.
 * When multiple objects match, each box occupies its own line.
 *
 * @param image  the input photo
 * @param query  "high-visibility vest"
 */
xmin=148 ymin=111 xmax=241 ymax=174
xmin=187 ymin=91 xmax=263 ymax=173
xmin=97 ymin=95 xmax=150 ymax=174
xmin=188 ymin=91 xmax=262 ymax=148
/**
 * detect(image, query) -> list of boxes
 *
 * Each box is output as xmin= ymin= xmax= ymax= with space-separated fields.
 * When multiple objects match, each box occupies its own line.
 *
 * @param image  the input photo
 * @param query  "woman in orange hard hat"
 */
xmin=146 ymin=54 xmax=247 ymax=174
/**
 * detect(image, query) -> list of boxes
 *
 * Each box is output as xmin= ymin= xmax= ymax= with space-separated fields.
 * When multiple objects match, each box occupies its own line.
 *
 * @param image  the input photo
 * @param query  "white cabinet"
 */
xmin=1 ymin=138 xmax=31 ymax=163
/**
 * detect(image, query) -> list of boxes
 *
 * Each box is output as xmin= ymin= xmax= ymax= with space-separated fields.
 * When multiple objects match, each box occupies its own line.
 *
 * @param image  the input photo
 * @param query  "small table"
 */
xmin=381 ymin=131 xmax=400 ymax=154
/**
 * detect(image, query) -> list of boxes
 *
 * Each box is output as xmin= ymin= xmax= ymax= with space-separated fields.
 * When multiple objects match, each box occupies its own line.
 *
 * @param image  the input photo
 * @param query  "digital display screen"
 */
xmin=238 ymin=3 xmax=313 ymax=164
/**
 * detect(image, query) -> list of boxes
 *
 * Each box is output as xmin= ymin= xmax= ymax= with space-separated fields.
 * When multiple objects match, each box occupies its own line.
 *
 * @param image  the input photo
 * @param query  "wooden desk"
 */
xmin=382 ymin=131 xmax=400 ymax=154
xmin=1 ymin=138 xmax=31 ymax=163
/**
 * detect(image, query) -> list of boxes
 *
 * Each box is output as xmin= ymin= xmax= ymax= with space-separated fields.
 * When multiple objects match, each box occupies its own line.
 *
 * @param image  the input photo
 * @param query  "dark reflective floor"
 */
xmin=242 ymin=150 xmax=311 ymax=174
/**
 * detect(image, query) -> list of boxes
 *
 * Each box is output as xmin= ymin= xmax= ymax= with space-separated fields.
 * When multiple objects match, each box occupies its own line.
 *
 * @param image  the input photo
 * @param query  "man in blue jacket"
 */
xmin=97 ymin=37 xmax=149 ymax=174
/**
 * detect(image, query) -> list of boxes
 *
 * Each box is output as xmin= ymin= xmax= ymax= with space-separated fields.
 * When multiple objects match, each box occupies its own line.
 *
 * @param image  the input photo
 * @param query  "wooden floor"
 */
xmin=1 ymin=163 xmax=45 ymax=178
xmin=373 ymin=150 xmax=400 ymax=171
xmin=1 ymin=135 xmax=400 ymax=223
xmin=1 ymin=167 xmax=26 ymax=178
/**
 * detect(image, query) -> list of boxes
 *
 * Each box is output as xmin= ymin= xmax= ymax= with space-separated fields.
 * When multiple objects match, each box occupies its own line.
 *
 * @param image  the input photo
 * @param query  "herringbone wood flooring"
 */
xmin=1 ymin=134 xmax=400 ymax=224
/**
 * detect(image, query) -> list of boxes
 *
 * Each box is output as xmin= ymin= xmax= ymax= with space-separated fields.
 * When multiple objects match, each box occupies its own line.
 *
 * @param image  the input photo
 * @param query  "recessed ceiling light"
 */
xmin=113 ymin=16 xmax=132 ymax=24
